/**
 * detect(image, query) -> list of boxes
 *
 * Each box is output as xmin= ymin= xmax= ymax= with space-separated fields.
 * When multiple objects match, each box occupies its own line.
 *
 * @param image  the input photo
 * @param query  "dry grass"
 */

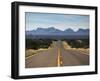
xmin=62 ymin=41 xmax=71 ymax=49
xmin=62 ymin=41 xmax=89 ymax=55
xmin=25 ymin=48 xmax=51 ymax=58
xmin=25 ymin=49 xmax=37 ymax=57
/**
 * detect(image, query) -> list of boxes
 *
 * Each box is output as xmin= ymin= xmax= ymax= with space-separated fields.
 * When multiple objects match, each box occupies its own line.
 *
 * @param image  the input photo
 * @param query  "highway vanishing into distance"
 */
xmin=25 ymin=41 xmax=89 ymax=68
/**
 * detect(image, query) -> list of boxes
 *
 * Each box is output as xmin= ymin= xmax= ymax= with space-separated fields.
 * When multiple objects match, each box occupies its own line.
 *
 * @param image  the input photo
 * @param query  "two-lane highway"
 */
xmin=25 ymin=40 xmax=89 ymax=68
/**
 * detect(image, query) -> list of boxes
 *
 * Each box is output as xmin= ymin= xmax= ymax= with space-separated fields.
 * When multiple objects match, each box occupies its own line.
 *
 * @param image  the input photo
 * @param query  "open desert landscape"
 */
xmin=25 ymin=40 xmax=89 ymax=68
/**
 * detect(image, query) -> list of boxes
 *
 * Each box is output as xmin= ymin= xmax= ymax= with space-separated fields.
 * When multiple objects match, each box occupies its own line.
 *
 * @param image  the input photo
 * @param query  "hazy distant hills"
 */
xmin=26 ymin=27 xmax=89 ymax=36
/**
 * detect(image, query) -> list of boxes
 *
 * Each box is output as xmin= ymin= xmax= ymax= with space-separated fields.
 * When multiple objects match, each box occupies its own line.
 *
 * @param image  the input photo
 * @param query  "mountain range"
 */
xmin=26 ymin=27 xmax=89 ymax=36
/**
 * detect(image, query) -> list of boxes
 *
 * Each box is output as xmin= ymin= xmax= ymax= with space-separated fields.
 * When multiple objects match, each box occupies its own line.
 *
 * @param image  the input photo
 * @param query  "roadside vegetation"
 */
xmin=26 ymin=38 xmax=89 ymax=58
xmin=65 ymin=39 xmax=89 ymax=48
xmin=26 ymin=39 xmax=54 ymax=58
xmin=26 ymin=38 xmax=89 ymax=49
xmin=26 ymin=39 xmax=54 ymax=50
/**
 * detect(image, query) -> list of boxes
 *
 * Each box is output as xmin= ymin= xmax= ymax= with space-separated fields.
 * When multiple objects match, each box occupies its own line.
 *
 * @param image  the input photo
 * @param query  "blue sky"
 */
xmin=25 ymin=12 xmax=89 ymax=31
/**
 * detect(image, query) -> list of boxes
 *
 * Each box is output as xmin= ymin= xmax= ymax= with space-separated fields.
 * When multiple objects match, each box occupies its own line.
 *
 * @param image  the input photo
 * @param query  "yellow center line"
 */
xmin=57 ymin=48 xmax=63 ymax=67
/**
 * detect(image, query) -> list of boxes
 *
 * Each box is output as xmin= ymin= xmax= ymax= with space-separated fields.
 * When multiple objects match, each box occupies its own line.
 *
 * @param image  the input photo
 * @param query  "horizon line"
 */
xmin=26 ymin=27 xmax=89 ymax=32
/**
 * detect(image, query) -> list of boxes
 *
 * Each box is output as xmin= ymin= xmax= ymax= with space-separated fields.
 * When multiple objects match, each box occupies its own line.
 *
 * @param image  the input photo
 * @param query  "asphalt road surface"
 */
xmin=25 ymin=40 xmax=89 ymax=68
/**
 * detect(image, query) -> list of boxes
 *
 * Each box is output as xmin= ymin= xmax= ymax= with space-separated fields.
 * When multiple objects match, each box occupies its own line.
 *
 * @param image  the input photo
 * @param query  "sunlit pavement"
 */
xmin=25 ymin=40 xmax=89 ymax=68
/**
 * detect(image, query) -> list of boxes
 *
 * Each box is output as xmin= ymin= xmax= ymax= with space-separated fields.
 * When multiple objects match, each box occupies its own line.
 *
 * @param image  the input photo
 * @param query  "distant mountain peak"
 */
xmin=36 ymin=27 xmax=44 ymax=30
xmin=48 ymin=27 xmax=55 ymax=29
xmin=77 ymin=28 xmax=89 ymax=32
xmin=26 ymin=27 xmax=89 ymax=36
xmin=64 ymin=28 xmax=74 ymax=32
